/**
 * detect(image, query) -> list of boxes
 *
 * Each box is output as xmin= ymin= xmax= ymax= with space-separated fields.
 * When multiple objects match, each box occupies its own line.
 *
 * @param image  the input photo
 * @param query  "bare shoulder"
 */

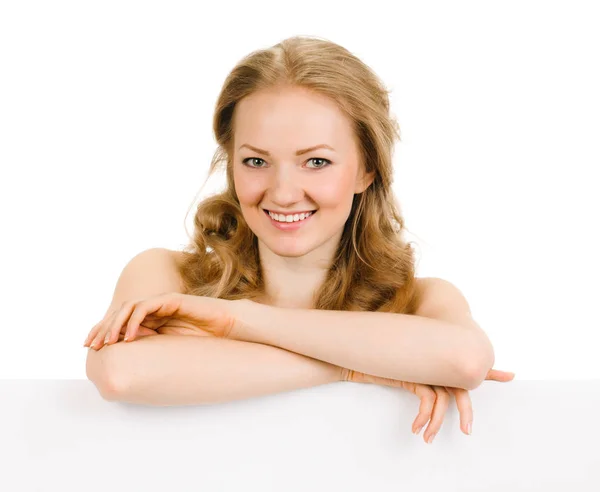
xmin=168 ymin=248 xmax=187 ymax=270
xmin=414 ymin=276 xmax=433 ymax=301
xmin=163 ymin=248 xmax=188 ymax=292
xmin=414 ymin=276 xmax=472 ymax=319
xmin=100 ymin=248 xmax=186 ymax=319
xmin=415 ymin=276 xmax=459 ymax=294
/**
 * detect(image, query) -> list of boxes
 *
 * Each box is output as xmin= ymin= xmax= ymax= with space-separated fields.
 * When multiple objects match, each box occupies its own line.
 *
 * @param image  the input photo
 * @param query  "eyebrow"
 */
xmin=238 ymin=143 xmax=335 ymax=156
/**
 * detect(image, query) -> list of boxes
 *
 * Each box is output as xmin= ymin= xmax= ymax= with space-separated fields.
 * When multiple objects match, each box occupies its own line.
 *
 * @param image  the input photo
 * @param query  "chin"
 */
xmin=270 ymin=243 xmax=309 ymax=256
xmin=262 ymin=237 xmax=313 ymax=256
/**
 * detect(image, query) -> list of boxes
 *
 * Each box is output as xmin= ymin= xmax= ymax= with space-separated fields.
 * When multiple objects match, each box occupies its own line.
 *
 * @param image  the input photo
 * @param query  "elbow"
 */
xmin=96 ymin=366 xmax=127 ymax=400
xmin=460 ymin=338 xmax=495 ymax=391
xmin=100 ymin=359 xmax=134 ymax=401
xmin=90 ymin=375 xmax=122 ymax=402
xmin=86 ymin=347 xmax=128 ymax=401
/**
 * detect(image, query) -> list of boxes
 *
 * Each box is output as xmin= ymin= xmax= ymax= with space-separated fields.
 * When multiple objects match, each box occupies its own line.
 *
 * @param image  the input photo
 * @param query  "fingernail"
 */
xmin=427 ymin=433 xmax=436 ymax=444
xmin=104 ymin=334 xmax=110 ymax=343
xmin=467 ymin=422 xmax=472 ymax=435
xmin=414 ymin=425 xmax=423 ymax=435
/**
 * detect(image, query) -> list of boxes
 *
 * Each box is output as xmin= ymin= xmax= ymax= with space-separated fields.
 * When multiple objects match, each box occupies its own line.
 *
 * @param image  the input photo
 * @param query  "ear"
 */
xmin=355 ymin=169 xmax=375 ymax=194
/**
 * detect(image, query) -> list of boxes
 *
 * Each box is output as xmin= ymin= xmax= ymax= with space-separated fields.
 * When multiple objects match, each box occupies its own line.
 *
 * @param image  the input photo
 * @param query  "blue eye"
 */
xmin=242 ymin=157 xmax=332 ymax=169
xmin=306 ymin=158 xmax=332 ymax=169
xmin=242 ymin=157 xmax=267 ymax=168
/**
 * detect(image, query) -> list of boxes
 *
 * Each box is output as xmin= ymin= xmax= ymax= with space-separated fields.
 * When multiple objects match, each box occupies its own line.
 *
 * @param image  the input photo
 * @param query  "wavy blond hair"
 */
xmin=177 ymin=35 xmax=422 ymax=314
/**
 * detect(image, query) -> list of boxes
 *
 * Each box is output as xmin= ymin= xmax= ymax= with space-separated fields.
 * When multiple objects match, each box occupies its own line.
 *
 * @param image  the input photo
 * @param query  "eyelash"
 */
xmin=241 ymin=157 xmax=332 ymax=170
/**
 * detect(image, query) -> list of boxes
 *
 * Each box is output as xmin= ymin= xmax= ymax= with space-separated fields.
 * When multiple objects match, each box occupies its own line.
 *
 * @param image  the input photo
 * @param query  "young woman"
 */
xmin=84 ymin=35 xmax=514 ymax=443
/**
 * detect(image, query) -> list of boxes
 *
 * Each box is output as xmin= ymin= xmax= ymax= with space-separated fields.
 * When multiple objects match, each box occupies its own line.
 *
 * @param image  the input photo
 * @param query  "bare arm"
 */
xmin=233 ymin=300 xmax=489 ymax=390
xmin=96 ymin=334 xmax=340 ymax=406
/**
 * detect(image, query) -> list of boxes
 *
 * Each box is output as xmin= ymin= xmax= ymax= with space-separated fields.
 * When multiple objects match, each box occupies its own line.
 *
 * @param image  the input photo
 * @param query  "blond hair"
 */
xmin=177 ymin=35 xmax=422 ymax=314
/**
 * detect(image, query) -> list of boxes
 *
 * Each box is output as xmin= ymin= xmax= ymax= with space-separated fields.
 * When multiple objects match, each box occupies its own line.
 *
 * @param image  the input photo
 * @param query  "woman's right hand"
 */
xmin=340 ymin=367 xmax=515 ymax=443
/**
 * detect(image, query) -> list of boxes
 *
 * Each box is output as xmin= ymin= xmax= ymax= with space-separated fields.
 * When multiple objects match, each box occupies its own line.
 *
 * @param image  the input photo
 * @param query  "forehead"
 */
xmin=233 ymin=87 xmax=355 ymax=148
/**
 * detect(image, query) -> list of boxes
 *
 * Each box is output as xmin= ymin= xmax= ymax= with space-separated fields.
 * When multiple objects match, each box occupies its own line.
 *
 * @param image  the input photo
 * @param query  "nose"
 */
xmin=268 ymin=166 xmax=305 ymax=204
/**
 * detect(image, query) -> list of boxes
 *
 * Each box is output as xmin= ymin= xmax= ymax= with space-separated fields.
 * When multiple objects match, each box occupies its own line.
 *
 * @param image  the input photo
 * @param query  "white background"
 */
xmin=1 ymin=0 xmax=598 ymax=379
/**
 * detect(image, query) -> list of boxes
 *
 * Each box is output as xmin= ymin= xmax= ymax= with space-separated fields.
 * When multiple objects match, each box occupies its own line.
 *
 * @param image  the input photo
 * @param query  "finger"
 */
xmin=486 ymin=369 xmax=516 ymax=382
xmin=101 ymin=331 xmax=127 ymax=347
xmin=137 ymin=325 xmax=161 ymax=337
xmin=84 ymin=321 xmax=102 ymax=347
xmin=102 ymin=307 xmax=130 ymax=347
xmin=446 ymin=387 xmax=473 ymax=435
xmin=107 ymin=300 xmax=146 ymax=345
xmin=411 ymin=384 xmax=437 ymax=435
xmin=486 ymin=369 xmax=513 ymax=380
xmin=102 ymin=301 xmax=137 ymax=348
xmin=423 ymin=386 xmax=450 ymax=443
xmin=89 ymin=328 xmax=152 ymax=350
xmin=84 ymin=315 xmax=112 ymax=347
xmin=89 ymin=309 xmax=119 ymax=349
xmin=124 ymin=299 xmax=162 ymax=341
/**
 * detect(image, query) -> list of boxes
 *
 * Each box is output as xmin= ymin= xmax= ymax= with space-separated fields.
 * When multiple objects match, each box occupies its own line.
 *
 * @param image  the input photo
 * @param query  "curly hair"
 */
xmin=176 ymin=35 xmax=423 ymax=315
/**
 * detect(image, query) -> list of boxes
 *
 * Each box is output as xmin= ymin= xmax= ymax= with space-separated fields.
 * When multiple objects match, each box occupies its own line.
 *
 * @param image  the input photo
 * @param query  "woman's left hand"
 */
xmin=84 ymin=293 xmax=241 ymax=350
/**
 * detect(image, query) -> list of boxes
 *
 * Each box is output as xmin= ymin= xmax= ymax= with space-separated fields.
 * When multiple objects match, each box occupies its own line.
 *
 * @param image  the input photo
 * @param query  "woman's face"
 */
xmin=232 ymin=85 xmax=374 ymax=258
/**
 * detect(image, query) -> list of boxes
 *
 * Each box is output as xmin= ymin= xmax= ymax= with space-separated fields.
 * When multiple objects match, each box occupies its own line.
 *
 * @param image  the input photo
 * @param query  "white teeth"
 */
xmin=268 ymin=211 xmax=314 ymax=222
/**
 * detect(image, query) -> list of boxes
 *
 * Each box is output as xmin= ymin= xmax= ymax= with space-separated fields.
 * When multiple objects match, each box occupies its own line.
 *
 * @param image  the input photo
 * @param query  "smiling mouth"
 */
xmin=263 ymin=209 xmax=317 ymax=213
xmin=263 ymin=209 xmax=317 ymax=221
xmin=263 ymin=209 xmax=317 ymax=216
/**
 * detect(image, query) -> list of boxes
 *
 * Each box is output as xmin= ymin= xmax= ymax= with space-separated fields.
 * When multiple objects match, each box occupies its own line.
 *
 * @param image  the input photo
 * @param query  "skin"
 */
xmin=88 ymin=303 xmax=515 ymax=442
xmin=87 ymin=85 xmax=516 ymax=442
xmin=232 ymin=84 xmax=374 ymax=310
xmin=230 ymin=84 xmax=514 ymax=441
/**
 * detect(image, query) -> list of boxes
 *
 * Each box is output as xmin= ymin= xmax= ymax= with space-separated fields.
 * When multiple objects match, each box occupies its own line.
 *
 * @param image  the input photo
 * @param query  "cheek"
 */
xmin=314 ymin=176 xmax=355 ymax=208
xmin=234 ymin=175 xmax=264 ymax=204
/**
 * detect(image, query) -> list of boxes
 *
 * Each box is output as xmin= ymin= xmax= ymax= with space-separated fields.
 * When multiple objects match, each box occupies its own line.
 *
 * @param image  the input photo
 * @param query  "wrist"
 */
xmin=228 ymin=298 xmax=266 ymax=342
xmin=339 ymin=367 xmax=362 ymax=382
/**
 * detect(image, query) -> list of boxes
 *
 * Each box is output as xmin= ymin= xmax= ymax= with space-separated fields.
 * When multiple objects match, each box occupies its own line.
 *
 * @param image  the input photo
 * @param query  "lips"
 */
xmin=263 ymin=209 xmax=317 ymax=216
xmin=263 ymin=209 xmax=318 ymax=228
xmin=263 ymin=209 xmax=316 ymax=219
